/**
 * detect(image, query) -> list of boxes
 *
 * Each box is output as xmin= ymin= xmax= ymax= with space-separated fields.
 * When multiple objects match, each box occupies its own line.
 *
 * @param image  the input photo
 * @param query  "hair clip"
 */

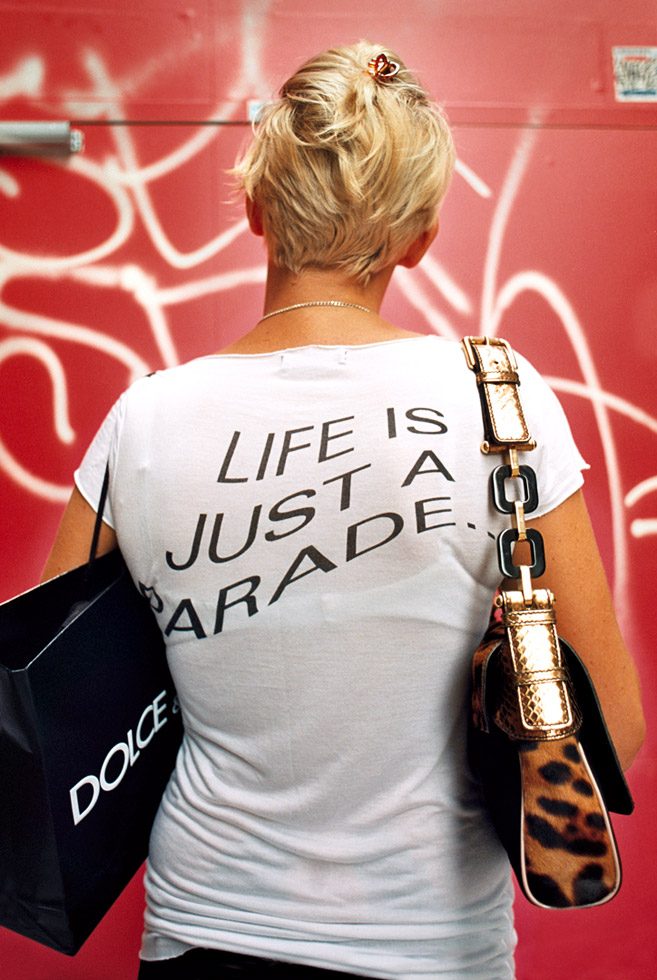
xmin=367 ymin=53 xmax=400 ymax=82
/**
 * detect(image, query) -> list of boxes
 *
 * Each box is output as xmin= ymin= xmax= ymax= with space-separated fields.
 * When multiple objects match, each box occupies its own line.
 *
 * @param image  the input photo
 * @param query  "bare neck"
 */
xmin=220 ymin=264 xmax=422 ymax=354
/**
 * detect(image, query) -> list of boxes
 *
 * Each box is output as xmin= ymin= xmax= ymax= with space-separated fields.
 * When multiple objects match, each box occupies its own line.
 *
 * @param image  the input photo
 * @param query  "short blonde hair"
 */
xmin=233 ymin=41 xmax=455 ymax=284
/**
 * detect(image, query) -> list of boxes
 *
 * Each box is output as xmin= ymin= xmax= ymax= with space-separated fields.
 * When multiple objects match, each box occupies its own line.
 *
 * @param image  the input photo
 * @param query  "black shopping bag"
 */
xmin=0 ymin=549 xmax=182 ymax=955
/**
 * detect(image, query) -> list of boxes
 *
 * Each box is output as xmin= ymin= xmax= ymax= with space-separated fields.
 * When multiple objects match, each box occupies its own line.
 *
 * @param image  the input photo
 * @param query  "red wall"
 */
xmin=1 ymin=1 xmax=656 ymax=977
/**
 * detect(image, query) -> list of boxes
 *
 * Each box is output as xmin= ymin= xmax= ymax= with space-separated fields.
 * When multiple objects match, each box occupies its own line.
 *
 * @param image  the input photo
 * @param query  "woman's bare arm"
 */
xmin=41 ymin=487 xmax=117 ymax=582
xmin=505 ymin=489 xmax=645 ymax=771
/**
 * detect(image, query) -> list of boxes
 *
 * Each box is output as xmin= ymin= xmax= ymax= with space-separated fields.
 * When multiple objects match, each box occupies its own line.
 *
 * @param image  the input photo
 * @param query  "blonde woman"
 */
xmin=44 ymin=42 xmax=644 ymax=980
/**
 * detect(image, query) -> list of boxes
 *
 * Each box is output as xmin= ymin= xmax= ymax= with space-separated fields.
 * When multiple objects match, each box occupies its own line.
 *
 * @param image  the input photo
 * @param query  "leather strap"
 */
xmin=495 ymin=589 xmax=581 ymax=739
xmin=461 ymin=336 xmax=535 ymax=453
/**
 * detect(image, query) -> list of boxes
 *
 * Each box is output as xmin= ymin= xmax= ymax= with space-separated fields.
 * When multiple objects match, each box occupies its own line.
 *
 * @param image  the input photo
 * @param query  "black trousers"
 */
xmin=137 ymin=948 xmax=370 ymax=978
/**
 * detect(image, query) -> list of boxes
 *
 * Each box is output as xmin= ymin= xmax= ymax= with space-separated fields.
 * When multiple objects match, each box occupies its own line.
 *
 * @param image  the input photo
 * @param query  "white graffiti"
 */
xmin=0 ymin=337 xmax=74 ymax=501
xmin=1 ymin=16 xmax=656 ymax=619
xmin=0 ymin=55 xmax=44 ymax=100
xmin=625 ymin=476 xmax=657 ymax=539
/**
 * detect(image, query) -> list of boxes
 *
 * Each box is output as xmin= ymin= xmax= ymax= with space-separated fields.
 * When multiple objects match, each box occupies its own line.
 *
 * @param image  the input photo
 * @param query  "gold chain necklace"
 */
xmin=259 ymin=300 xmax=375 ymax=322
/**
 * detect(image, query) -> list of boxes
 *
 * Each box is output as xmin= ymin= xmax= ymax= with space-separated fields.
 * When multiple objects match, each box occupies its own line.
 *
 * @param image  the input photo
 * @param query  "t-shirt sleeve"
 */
xmin=514 ymin=353 xmax=588 ymax=518
xmin=74 ymin=393 xmax=127 ymax=528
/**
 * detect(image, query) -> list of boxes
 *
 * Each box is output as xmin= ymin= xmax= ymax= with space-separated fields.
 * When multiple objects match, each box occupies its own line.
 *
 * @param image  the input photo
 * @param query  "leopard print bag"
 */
xmin=462 ymin=337 xmax=633 ymax=910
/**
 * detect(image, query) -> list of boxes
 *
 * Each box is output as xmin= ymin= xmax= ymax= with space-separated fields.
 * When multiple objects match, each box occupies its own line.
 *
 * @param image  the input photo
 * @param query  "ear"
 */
xmin=246 ymin=196 xmax=264 ymax=237
xmin=397 ymin=220 xmax=440 ymax=269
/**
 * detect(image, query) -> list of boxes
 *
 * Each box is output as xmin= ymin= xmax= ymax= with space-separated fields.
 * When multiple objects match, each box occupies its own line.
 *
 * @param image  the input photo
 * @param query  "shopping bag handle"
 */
xmin=87 ymin=463 xmax=111 ymax=567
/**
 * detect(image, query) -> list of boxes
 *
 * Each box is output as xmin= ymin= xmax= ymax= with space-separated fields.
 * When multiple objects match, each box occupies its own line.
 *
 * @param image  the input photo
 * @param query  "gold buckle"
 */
xmin=461 ymin=336 xmax=518 ymax=372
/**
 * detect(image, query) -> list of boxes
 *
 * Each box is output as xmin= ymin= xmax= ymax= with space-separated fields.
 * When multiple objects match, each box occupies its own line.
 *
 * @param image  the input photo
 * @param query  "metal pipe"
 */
xmin=0 ymin=122 xmax=84 ymax=156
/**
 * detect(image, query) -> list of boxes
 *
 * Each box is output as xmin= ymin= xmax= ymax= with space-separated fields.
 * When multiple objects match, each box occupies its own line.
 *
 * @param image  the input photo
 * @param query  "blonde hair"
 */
xmin=232 ymin=41 xmax=455 ymax=284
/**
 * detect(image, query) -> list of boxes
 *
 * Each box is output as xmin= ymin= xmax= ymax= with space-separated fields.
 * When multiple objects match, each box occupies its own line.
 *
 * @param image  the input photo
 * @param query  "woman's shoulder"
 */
xmin=123 ymin=355 xmax=227 ymax=398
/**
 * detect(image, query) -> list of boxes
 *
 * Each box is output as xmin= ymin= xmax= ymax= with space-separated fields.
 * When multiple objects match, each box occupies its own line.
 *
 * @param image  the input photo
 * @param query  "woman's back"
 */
xmin=76 ymin=335 xmax=585 ymax=977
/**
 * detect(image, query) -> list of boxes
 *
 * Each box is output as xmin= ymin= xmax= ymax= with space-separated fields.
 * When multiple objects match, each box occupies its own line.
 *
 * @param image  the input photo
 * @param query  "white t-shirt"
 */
xmin=76 ymin=336 xmax=586 ymax=979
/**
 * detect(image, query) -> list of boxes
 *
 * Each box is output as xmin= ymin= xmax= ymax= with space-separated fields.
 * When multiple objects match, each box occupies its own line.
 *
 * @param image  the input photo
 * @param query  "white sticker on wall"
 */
xmin=612 ymin=47 xmax=657 ymax=101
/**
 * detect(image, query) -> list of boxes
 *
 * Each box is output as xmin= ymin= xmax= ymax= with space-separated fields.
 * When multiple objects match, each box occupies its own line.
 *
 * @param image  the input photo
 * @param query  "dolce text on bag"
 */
xmin=69 ymin=690 xmax=178 ymax=825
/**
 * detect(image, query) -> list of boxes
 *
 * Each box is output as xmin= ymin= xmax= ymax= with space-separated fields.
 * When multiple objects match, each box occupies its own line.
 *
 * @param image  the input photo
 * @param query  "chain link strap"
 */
xmin=462 ymin=336 xmax=542 ymax=604
xmin=462 ymin=335 xmax=579 ymax=739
